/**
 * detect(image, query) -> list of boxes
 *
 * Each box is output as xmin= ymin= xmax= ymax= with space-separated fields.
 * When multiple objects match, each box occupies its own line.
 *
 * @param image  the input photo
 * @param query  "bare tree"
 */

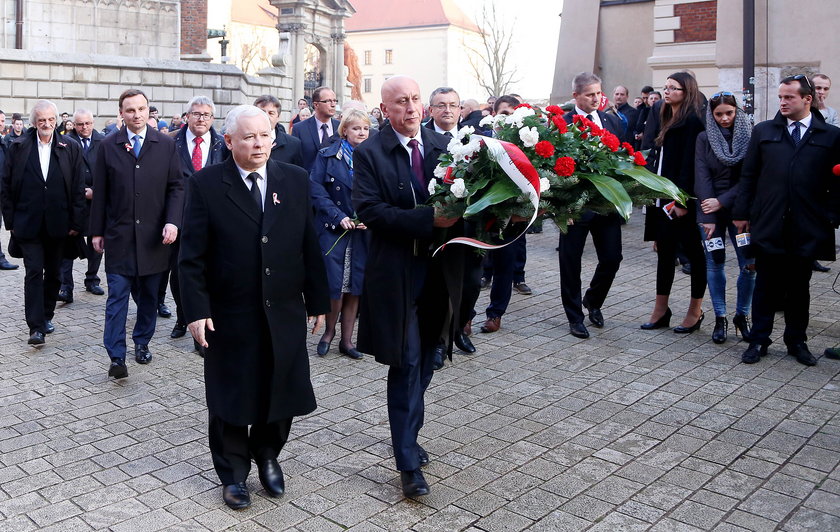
xmin=239 ymin=40 xmax=271 ymax=74
xmin=466 ymin=4 xmax=519 ymax=98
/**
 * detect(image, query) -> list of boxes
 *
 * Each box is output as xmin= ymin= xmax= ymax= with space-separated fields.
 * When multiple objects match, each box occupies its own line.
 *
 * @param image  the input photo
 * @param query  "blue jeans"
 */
xmin=700 ymin=223 xmax=755 ymax=317
xmin=104 ymin=273 xmax=161 ymax=360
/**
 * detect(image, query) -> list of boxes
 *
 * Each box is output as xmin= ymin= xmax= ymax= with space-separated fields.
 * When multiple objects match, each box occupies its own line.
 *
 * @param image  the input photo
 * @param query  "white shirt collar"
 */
xmin=315 ymin=117 xmax=333 ymax=133
xmin=128 ymin=126 xmax=148 ymax=141
xmin=433 ymin=122 xmax=457 ymax=136
xmin=236 ymin=164 xmax=267 ymax=182
xmin=575 ymin=107 xmax=602 ymax=127
xmin=186 ymin=128 xmax=211 ymax=146
xmin=394 ymin=129 xmax=423 ymax=150
xmin=787 ymin=113 xmax=812 ymax=130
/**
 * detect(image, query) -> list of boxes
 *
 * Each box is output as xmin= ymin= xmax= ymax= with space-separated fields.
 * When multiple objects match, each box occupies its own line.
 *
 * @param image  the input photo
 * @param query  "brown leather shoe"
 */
xmin=481 ymin=316 xmax=501 ymax=333
xmin=463 ymin=322 xmax=472 ymax=336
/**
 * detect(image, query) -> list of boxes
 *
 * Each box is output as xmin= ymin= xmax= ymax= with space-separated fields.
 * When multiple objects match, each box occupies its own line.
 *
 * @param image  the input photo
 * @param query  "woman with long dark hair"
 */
xmin=641 ymin=72 xmax=707 ymax=333
xmin=695 ymin=92 xmax=755 ymax=343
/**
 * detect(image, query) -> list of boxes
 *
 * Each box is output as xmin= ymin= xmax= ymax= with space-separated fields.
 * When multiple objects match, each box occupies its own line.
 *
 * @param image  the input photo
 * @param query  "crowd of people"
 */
xmin=0 ymin=68 xmax=838 ymax=509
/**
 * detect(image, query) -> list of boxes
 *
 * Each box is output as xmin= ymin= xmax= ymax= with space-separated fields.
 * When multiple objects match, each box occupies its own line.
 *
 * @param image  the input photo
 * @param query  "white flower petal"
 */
xmin=427 ymin=178 xmax=437 ymax=195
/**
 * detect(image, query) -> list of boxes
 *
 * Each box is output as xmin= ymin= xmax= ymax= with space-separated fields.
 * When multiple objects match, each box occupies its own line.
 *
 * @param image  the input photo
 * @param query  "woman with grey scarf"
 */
xmin=694 ymin=92 xmax=756 ymax=344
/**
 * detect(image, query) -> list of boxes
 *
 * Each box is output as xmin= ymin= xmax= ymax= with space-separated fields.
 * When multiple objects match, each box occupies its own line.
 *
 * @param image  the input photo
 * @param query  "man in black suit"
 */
xmin=167 ymin=95 xmax=227 ymax=340
xmin=352 ymin=75 xmax=463 ymax=498
xmin=292 ymin=86 xmax=339 ymax=171
xmin=559 ymin=72 xmax=625 ymax=339
xmin=0 ymin=100 xmax=85 ymax=345
xmin=734 ymin=75 xmax=840 ymax=366
xmin=90 ymin=89 xmax=183 ymax=379
xmin=58 ymin=108 xmax=105 ymax=301
xmin=254 ymin=94 xmax=304 ymax=167
xmin=179 ymin=105 xmax=329 ymax=510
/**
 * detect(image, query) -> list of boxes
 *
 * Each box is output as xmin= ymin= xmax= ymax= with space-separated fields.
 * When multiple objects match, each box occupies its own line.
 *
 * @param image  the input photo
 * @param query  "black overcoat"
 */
xmin=733 ymin=112 xmax=840 ymax=260
xmin=89 ymin=126 xmax=183 ymax=276
xmin=178 ymin=158 xmax=330 ymax=425
xmin=67 ymin=129 xmax=105 ymax=236
xmin=351 ymin=125 xmax=464 ymax=366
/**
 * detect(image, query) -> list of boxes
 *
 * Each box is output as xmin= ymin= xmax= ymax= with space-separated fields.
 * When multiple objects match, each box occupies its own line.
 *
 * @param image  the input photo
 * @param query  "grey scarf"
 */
xmin=705 ymin=105 xmax=751 ymax=166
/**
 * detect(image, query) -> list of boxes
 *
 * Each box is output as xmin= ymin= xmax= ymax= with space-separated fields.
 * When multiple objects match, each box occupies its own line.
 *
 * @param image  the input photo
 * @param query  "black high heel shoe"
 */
xmin=732 ymin=313 xmax=752 ymax=342
xmin=641 ymin=307 xmax=672 ymax=330
xmin=674 ymin=312 xmax=705 ymax=334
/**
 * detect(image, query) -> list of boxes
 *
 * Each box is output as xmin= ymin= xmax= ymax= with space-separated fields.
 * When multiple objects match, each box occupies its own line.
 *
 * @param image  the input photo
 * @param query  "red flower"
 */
xmin=534 ymin=140 xmax=555 ymax=158
xmin=572 ymin=115 xmax=584 ymax=124
xmin=514 ymin=103 xmax=533 ymax=109
xmin=600 ymin=132 xmax=620 ymax=152
xmin=546 ymin=105 xmax=563 ymax=116
xmin=552 ymin=116 xmax=568 ymax=133
xmin=581 ymin=132 xmax=589 ymax=140
xmin=634 ymin=152 xmax=647 ymax=166
xmin=442 ymin=166 xmax=455 ymax=184
xmin=621 ymin=142 xmax=635 ymax=155
xmin=588 ymin=122 xmax=603 ymax=136
xmin=834 ymin=164 xmax=840 ymax=176
xmin=554 ymin=156 xmax=576 ymax=177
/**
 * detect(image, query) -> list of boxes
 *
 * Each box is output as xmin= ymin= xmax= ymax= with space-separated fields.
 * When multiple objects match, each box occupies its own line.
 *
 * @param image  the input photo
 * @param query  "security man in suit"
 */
xmin=179 ymin=105 xmax=329 ymax=509
xmin=559 ymin=72 xmax=625 ymax=340
xmin=352 ymin=75 xmax=464 ymax=498
xmin=292 ymin=86 xmax=340 ymax=171
xmin=254 ymin=94 xmax=304 ymax=167
xmin=90 ymin=89 xmax=183 ymax=379
xmin=0 ymin=100 xmax=85 ymax=345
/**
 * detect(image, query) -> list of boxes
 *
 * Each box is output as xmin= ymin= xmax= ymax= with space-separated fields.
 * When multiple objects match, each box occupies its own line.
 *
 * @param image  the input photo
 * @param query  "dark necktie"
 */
xmin=586 ymin=114 xmax=594 ymax=123
xmin=791 ymin=121 xmax=803 ymax=144
xmin=444 ymin=131 xmax=453 ymax=138
xmin=247 ymin=172 xmax=263 ymax=212
xmin=82 ymin=137 xmax=90 ymax=153
xmin=320 ymin=123 xmax=330 ymax=146
xmin=407 ymin=139 xmax=425 ymax=192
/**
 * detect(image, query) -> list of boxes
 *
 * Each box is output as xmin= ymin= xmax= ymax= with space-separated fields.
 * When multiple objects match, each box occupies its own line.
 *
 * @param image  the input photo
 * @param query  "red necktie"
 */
xmin=191 ymin=136 xmax=203 ymax=171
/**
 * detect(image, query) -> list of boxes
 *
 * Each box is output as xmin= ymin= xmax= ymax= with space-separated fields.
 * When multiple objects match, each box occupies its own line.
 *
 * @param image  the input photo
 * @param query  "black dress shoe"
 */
xmin=824 ymin=347 xmax=840 ymax=360
xmin=135 ymin=344 xmax=152 ymax=364
xmin=788 ymin=342 xmax=817 ymax=366
xmin=400 ymin=469 xmax=430 ymax=498
xmin=44 ymin=320 xmax=55 ymax=334
xmin=712 ymin=316 xmax=728 ymax=344
xmin=432 ymin=344 xmax=445 ymax=370
xmin=157 ymin=303 xmax=172 ymax=318
xmin=741 ymin=343 xmax=768 ymax=364
xmin=222 ymin=482 xmax=251 ymax=509
xmin=85 ymin=284 xmax=105 ymax=295
xmin=569 ymin=322 xmax=590 ymax=339
xmin=339 ymin=345 xmax=364 ymax=359
xmin=673 ymin=313 xmax=704 ymax=334
xmin=57 ymin=289 xmax=73 ymax=303
xmin=641 ymin=308 xmax=672 ymax=330
xmin=0 ymin=259 xmax=19 ymax=270
xmin=256 ymin=459 xmax=285 ymax=497
xmin=582 ymin=299 xmax=604 ymax=328
xmin=108 ymin=359 xmax=128 ymax=379
xmin=171 ymin=323 xmax=187 ymax=338
xmin=813 ymin=260 xmax=830 ymax=272
xmin=316 ymin=340 xmax=330 ymax=357
xmin=418 ymin=446 xmax=430 ymax=466
xmin=28 ymin=331 xmax=45 ymax=345
xmin=454 ymin=331 xmax=476 ymax=353
xmin=681 ymin=263 xmax=692 ymax=274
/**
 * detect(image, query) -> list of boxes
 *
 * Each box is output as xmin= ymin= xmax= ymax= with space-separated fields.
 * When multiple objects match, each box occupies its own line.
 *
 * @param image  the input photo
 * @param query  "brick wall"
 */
xmin=181 ymin=0 xmax=208 ymax=56
xmin=674 ymin=0 xmax=717 ymax=43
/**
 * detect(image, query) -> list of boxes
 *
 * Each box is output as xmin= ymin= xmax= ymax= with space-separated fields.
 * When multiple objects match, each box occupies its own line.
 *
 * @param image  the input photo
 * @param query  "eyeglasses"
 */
xmin=316 ymin=99 xmax=338 ymax=105
xmin=431 ymin=103 xmax=460 ymax=110
xmin=75 ymin=121 xmax=94 ymax=127
xmin=190 ymin=112 xmax=213 ymax=120
xmin=663 ymin=86 xmax=684 ymax=93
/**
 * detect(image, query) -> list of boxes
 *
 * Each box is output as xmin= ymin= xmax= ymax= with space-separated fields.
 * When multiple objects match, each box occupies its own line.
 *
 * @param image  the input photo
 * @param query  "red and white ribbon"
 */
xmin=433 ymin=135 xmax=541 ymax=256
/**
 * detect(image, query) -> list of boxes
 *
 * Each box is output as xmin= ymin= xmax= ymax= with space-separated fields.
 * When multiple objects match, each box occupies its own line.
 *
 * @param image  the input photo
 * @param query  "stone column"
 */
xmin=330 ymin=31 xmax=346 ymax=103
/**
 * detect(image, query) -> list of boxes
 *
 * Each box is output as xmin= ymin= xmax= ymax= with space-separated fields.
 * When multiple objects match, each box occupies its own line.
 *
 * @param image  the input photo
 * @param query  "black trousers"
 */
xmin=655 ymin=215 xmax=706 ymax=299
xmin=208 ymin=414 xmax=293 ymax=485
xmin=459 ymin=248 xmax=483 ymax=328
xmin=158 ymin=238 xmax=183 ymax=324
xmin=59 ymin=236 xmax=102 ymax=291
xmin=19 ymin=232 xmax=65 ymax=334
xmin=750 ymin=252 xmax=813 ymax=347
xmin=558 ymin=214 xmax=623 ymax=324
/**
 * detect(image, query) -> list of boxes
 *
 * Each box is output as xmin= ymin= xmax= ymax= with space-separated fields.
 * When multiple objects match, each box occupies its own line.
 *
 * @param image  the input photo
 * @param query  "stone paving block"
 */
xmin=724 ymin=509 xmax=781 ymax=532
xmin=782 ymin=506 xmax=840 ymax=531
xmin=559 ymin=493 xmax=614 ymax=521
xmin=737 ymin=488 xmax=800 ymax=522
xmin=803 ymin=488 xmax=840 ymax=517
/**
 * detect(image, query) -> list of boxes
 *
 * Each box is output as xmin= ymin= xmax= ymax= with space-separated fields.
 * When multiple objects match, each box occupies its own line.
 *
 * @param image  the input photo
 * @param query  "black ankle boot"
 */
xmin=712 ymin=316 xmax=728 ymax=344
xmin=732 ymin=313 xmax=752 ymax=342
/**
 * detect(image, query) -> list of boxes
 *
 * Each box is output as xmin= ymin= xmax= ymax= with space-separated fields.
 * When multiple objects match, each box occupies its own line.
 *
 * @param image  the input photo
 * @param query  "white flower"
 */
xmin=539 ymin=177 xmax=550 ymax=192
xmin=427 ymin=178 xmax=437 ymax=195
xmin=433 ymin=164 xmax=449 ymax=179
xmin=447 ymin=135 xmax=482 ymax=163
xmin=519 ymin=126 xmax=540 ymax=148
xmin=505 ymin=106 xmax=535 ymax=128
xmin=450 ymin=178 xmax=468 ymax=198
xmin=479 ymin=115 xmax=495 ymax=128
xmin=456 ymin=125 xmax=475 ymax=140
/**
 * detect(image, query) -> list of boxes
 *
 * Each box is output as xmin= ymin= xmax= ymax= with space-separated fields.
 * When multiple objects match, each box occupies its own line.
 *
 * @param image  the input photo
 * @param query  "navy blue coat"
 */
xmin=292 ymin=116 xmax=339 ymax=172
xmin=173 ymin=126 xmax=227 ymax=179
xmin=310 ymin=141 xmax=369 ymax=299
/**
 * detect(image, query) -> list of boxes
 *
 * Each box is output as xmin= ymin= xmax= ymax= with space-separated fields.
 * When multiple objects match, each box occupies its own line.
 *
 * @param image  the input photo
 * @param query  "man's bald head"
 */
xmin=380 ymin=76 xmax=423 ymax=137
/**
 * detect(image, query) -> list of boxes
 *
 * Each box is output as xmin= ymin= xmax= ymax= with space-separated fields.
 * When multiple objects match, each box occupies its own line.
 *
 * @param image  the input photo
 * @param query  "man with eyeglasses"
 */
xmin=734 ymin=74 xmax=840 ymax=367
xmin=58 ymin=109 xmax=106 ymax=301
xmin=424 ymin=87 xmax=461 ymax=136
xmin=254 ymin=94 xmax=304 ymax=167
xmin=166 ymin=95 xmax=228 ymax=343
xmin=292 ymin=86 xmax=339 ymax=171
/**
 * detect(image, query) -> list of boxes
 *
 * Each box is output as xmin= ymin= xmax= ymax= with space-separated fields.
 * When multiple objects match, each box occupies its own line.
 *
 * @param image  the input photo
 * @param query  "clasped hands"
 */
xmin=339 ymin=217 xmax=366 ymax=231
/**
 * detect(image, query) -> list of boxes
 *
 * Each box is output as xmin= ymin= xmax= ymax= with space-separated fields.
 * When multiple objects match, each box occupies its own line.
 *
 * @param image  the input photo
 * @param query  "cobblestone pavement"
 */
xmin=1 ymin=213 xmax=839 ymax=531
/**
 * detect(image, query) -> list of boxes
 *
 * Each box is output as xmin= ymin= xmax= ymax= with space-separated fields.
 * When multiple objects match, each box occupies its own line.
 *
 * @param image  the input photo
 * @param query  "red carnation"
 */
xmin=634 ymin=152 xmax=647 ymax=166
xmin=621 ymin=142 xmax=635 ymax=155
xmin=589 ymin=122 xmax=603 ymax=136
xmin=514 ymin=103 xmax=533 ymax=109
xmin=535 ymin=140 xmax=555 ymax=158
xmin=581 ymin=132 xmax=589 ymax=139
xmin=572 ymin=115 xmax=584 ymax=124
xmin=552 ymin=116 xmax=568 ymax=133
xmin=601 ymin=132 xmax=620 ymax=152
xmin=834 ymin=164 xmax=840 ymax=176
xmin=554 ymin=156 xmax=576 ymax=177
xmin=546 ymin=105 xmax=563 ymax=116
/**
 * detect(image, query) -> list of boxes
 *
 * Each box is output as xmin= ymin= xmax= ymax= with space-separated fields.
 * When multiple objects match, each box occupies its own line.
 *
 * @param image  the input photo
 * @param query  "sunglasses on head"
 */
xmin=793 ymin=74 xmax=813 ymax=90
xmin=711 ymin=91 xmax=734 ymax=99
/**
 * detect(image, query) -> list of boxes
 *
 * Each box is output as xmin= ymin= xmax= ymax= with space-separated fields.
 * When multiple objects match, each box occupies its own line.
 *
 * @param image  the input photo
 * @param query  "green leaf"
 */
xmin=616 ymin=162 xmax=692 ymax=205
xmin=464 ymin=179 xmax=522 ymax=217
xmin=578 ymin=173 xmax=633 ymax=220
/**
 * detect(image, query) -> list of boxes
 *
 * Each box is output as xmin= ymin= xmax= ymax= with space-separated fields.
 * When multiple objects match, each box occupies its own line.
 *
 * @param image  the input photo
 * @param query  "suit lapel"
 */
xmin=221 ymin=159 xmax=262 ymax=225
xmin=309 ymin=118 xmax=321 ymax=148
xmin=262 ymin=161 xmax=285 ymax=234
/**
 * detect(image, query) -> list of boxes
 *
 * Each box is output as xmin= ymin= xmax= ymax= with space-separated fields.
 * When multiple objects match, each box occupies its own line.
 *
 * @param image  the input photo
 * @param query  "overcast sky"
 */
xmin=454 ymin=0 xmax=564 ymax=100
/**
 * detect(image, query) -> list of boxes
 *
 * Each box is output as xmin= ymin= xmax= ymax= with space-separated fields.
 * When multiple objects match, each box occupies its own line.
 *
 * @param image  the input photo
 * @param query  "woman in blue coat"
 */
xmin=310 ymin=109 xmax=371 ymax=359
